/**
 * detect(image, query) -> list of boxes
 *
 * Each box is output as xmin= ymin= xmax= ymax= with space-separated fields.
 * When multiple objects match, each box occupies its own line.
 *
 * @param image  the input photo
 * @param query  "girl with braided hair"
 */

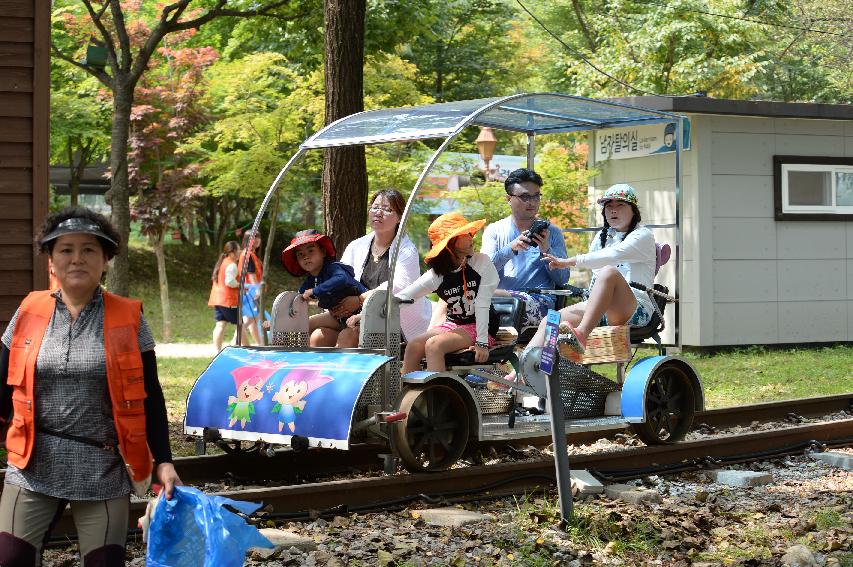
xmin=525 ymin=184 xmax=656 ymax=352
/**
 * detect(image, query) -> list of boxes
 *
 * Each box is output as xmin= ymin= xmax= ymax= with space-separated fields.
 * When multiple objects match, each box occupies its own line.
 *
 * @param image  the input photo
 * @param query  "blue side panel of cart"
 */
xmin=184 ymin=347 xmax=392 ymax=449
xmin=621 ymin=355 xmax=666 ymax=423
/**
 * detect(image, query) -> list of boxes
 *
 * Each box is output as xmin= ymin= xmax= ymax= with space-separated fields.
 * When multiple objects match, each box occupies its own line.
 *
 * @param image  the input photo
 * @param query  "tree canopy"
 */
xmin=47 ymin=0 xmax=850 ymax=290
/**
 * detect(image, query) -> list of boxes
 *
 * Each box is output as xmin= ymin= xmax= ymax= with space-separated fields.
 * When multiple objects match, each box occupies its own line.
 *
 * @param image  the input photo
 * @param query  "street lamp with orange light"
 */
xmin=475 ymin=127 xmax=497 ymax=181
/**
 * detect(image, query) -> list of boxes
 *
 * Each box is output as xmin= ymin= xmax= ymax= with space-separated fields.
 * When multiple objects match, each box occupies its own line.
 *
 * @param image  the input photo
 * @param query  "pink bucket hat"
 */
xmin=280 ymin=230 xmax=336 ymax=277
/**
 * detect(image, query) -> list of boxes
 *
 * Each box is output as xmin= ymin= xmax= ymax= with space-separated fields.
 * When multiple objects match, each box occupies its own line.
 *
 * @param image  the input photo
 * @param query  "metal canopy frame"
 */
xmin=301 ymin=93 xmax=679 ymax=148
xmin=240 ymin=92 xmax=684 ymax=359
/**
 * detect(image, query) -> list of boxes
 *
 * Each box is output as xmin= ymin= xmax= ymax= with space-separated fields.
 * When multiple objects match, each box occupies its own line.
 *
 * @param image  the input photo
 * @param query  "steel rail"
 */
xmin=197 ymin=419 xmax=851 ymax=519
xmin=6 ymin=395 xmax=848 ymax=542
xmin=116 ymin=393 xmax=853 ymax=486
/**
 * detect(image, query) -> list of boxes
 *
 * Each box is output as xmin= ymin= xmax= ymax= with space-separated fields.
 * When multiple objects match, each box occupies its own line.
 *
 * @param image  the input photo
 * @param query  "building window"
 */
xmin=774 ymin=156 xmax=853 ymax=220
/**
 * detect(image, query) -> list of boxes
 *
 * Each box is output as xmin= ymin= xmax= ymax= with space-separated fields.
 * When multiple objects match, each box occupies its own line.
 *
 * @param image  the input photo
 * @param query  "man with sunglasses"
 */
xmin=481 ymin=168 xmax=570 ymax=333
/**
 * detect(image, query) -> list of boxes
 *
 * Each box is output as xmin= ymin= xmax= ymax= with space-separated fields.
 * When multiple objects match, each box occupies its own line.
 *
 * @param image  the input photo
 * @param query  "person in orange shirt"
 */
xmin=208 ymin=241 xmax=240 ymax=351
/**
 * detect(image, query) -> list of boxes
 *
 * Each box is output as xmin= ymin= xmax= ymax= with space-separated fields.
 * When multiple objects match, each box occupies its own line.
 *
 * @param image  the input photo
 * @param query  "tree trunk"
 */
xmin=302 ymin=194 xmax=316 ymax=227
xmin=105 ymin=87 xmax=133 ymax=297
xmin=183 ymin=212 xmax=194 ymax=246
xmin=151 ymin=229 xmax=172 ymax=343
xmin=322 ymin=0 xmax=368 ymax=255
xmin=67 ymin=139 xmax=80 ymax=207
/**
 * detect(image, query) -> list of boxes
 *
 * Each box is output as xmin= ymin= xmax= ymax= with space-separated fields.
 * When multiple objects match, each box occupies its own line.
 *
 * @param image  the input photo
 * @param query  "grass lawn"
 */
xmin=129 ymin=241 xmax=300 ymax=343
xmin=680 ymin=344 xmax=852 ymax=408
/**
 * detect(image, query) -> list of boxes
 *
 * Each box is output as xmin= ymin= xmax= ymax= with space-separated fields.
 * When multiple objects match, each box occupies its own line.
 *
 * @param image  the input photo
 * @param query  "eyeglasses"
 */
xmin=369 ymin=205 xmax=396 ymax=215
xmin=510 ymin=193 xmax=542 ymax=204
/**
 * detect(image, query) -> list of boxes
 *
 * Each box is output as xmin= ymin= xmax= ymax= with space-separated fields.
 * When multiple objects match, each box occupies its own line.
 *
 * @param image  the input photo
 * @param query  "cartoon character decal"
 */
xmin=271 ymin=369 xmax=333 ymax=433
xmin=227 ymin=361 xmax=287 ymax=428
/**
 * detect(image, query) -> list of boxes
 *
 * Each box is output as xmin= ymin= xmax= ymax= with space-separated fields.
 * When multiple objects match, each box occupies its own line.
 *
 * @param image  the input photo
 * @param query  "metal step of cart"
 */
xmin=479 ymin=414 xmax=627 ymax=440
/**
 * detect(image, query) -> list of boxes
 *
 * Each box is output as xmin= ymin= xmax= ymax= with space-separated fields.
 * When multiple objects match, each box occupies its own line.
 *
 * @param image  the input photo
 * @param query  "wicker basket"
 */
xmin=558 ymin=325 xmax=631 ymax=364
xmin=473 ymin=387 xmax=514 ymax=414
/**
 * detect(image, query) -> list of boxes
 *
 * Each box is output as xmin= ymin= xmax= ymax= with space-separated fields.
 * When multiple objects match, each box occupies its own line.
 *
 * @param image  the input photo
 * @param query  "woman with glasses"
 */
xmin=311 ymin=189 xmax=432 ymax=348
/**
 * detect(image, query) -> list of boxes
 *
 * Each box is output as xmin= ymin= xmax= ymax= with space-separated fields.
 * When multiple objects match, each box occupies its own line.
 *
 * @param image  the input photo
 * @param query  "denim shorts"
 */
xmin=601 ymin=301 xmax=653 ymax=327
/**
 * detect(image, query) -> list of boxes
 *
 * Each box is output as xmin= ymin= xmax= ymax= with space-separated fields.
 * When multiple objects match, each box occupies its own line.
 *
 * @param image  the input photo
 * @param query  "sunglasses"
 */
xmin=510 ymin=193 xmax=541 ymax=204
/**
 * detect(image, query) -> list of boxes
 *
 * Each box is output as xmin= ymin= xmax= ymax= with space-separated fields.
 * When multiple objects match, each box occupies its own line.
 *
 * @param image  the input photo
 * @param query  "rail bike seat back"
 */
xmin=442 ymin=296 xmax=522 ymax=367
xmin=628 ymin=283 xmax=669 ymax=345
xmin=270 ymin=291 xmax=310 ymax=347
xmin=628 ymin=242 xmax=672 ymax=351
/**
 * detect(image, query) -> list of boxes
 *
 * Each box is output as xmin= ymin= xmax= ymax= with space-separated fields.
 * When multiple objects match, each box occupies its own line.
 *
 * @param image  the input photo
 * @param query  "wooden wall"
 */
xmin=0 ymin=0 xmax=49 ymax=331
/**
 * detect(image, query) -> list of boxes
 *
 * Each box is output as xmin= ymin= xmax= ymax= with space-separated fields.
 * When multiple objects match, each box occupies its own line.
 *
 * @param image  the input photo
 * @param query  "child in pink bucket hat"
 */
xmin=281 ymin=229 xmax=367 ymax=335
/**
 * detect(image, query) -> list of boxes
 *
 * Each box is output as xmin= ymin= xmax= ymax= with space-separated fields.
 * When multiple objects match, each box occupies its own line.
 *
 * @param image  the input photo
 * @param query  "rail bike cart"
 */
xmin=185 ymin=93 xmax=705 ymax=473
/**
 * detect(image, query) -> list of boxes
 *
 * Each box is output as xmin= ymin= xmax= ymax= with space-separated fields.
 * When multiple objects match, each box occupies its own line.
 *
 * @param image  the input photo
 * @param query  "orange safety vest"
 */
xmin=237 ymin=249 xmax=263 ymax=286
xmin=207 ymin=256 xmax=239 ymax=308
xmin=5 ymin=290 xmax=153 ymax=486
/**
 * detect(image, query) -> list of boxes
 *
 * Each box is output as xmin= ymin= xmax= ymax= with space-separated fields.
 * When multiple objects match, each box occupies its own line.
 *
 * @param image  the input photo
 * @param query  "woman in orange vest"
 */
xmin=237 ymin=229 xmax=264 ymax=345
xmin=208 ymin=240 xmax=240 ymax=351
xmin=0 ymin=207 xmax=182 ymax=567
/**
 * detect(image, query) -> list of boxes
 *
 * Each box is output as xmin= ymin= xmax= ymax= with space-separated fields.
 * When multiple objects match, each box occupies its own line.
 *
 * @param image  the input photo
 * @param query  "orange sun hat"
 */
xmin=423 ymin=212 xmax=486 ymax=263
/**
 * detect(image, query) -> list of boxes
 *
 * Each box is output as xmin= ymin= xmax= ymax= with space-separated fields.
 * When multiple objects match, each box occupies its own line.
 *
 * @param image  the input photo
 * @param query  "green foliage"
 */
xmin=526 ymin=0 xmax=768 ymax=98
xmin=445 ymin=138 xmax=594 ymax=254
xmin=183 ymin=52 xmax=308 ymax=201
xmin=49 ymin=71 xmax=110 ymax=165
xmin=400 ymin=0 xmax=518 ymax=102
xmin=510 ymin=494 xmax=662 ymax=556
xmin=516 ymin=0 xmax=849 ymax=103
xmin=812 ymin=508 xmax=847 ymax=531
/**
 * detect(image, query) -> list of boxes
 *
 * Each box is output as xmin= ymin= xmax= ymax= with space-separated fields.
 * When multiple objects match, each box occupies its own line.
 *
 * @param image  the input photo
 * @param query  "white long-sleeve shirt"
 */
xmin=223 ymin=262 xmax=239 ymax=288
xmin=576 ymin=225 xmax=656 ymax=315
xmin=340 ymin=232 xmax=432 ymax=341
xmin=397 ymin=253 xmax=498 ymax=345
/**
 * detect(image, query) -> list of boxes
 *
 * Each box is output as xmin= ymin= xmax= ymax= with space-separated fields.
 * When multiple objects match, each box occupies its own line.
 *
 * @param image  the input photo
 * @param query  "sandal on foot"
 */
xmin=566 ymin=323 xmax=587 ymax=352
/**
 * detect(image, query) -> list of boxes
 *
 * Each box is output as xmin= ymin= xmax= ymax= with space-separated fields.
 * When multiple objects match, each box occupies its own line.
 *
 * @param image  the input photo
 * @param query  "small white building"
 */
xmin=589 ymin=96 xmax=853 ymax=348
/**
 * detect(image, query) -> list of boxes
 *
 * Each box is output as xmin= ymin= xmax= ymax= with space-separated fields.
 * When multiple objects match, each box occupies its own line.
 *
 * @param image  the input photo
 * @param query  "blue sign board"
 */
xmin=539 ymin=310 xmax=561 ymax=375
xmin=184 ymin=347 xmax=392 ymax=449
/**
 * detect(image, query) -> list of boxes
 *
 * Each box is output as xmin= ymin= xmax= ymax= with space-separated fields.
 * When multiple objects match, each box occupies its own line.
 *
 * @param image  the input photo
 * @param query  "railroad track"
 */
xmin=150 ymin=392 xmax=853 ymax=485
xmin=6 ymin=393 xmax=849 ymax=541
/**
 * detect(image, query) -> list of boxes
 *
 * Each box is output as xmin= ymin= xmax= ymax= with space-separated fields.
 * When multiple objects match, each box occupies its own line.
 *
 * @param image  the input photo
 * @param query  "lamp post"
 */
xmin=475 ymin=127 xmax=497 ymax=181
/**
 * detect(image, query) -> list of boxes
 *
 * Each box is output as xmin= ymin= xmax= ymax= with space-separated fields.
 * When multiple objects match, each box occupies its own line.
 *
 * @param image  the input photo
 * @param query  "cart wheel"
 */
xmin=392 ymin=384 xmax=469 ymax=472
xmin=631 ymin=363 xmax=695 ymax=444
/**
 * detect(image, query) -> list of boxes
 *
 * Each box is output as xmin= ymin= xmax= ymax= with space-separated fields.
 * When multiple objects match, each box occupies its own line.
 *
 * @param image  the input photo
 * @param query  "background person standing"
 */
xmin=237 ymin=229 xmax=264 ymax=345
xmin=208 ymin=240 xmax=241 ymax=351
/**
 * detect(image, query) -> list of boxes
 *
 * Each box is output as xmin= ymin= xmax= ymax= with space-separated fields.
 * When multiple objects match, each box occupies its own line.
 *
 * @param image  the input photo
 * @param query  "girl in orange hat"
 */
xmin=397 ymin=213 xmax=500 ymax=373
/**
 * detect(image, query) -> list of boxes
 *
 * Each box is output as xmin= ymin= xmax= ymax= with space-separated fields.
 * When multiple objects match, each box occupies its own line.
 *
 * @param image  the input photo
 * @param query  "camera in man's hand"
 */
xmin=523 ymin=218 xmax=550 ymax=247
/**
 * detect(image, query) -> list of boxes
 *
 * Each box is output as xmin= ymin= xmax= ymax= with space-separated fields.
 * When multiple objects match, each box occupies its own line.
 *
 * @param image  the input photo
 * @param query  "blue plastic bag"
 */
xmin=241 ymin=283 xmax=262 ymax=319
xmin=146 ymin=486 xmax=274 ymax=567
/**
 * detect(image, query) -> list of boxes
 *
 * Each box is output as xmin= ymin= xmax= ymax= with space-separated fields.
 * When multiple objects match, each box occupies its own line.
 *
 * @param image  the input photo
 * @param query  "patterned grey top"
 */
xmin=1 ymin=288 xmax=156 ymax=500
